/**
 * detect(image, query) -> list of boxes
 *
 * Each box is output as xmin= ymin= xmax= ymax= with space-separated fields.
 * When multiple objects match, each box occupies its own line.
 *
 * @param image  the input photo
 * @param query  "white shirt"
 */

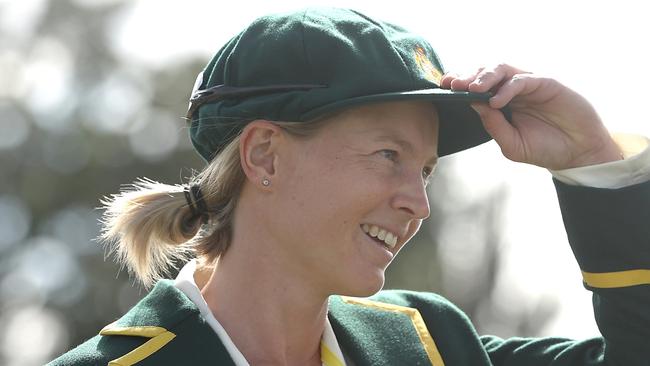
xmin=551 ymin=134 xmax=650 ymax=188
xmin=174 ymin=135 xmax=650 ymax=366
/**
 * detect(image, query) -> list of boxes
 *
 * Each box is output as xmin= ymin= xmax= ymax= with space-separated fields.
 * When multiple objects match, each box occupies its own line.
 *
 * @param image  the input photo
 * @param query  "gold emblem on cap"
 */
xmin=413 ymin=46 xmax=442 ymax=85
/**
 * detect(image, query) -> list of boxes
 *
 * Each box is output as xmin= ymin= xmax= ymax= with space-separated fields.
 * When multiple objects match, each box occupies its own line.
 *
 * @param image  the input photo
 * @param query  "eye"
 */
xmin=378 ymin=149 xmax=398 ymax=161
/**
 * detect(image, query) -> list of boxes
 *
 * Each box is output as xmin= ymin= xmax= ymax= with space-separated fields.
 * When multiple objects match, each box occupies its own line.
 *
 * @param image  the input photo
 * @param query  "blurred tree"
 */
xmin=0 ymin=0 xmax=555 ymax=364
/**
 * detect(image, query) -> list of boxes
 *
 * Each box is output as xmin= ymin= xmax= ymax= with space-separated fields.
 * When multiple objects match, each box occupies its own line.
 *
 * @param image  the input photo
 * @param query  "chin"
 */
xmin=336 ymin=271 xmax=385 ymax=298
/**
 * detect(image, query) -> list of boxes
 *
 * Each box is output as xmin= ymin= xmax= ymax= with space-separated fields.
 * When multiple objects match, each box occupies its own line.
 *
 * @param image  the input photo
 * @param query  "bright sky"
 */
xmin=110 ymin=0 xmax=649 ymax=339
xmin=111 ymin=0 xmax=650 ymax=136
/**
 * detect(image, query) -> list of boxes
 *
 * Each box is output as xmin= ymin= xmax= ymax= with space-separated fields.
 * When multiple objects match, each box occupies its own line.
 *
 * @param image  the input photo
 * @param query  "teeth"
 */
xmin=385 ymin=233 xmax=395 ymax=246
xmin=361 ymin=224 xmax=398 ymax=249
xmin=383 ymin=232 xmax=397 ymax=248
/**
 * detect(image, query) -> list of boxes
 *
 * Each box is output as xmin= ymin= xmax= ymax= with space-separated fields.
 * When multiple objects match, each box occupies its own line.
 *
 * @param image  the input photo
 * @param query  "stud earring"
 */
xmin=262 ymin=178 xmax=270 ymax=186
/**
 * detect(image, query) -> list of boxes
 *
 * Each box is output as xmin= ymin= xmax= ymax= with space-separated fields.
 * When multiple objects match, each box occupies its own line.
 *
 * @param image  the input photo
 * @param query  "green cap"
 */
xmin=187 ymin=7 xmax=498 ymax=161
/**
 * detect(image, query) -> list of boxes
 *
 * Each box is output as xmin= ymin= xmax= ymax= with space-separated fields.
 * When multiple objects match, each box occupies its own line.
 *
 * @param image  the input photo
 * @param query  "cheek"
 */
xmin=275 ymin=147 xmax=397 ymax=236
xmin=274 ymin=156 xmax=357 ymax=231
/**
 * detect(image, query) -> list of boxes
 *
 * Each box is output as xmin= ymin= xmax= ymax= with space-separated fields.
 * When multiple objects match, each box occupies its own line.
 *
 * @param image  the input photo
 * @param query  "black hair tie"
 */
xmin=183 ymin=184 xmax=210 ymax=224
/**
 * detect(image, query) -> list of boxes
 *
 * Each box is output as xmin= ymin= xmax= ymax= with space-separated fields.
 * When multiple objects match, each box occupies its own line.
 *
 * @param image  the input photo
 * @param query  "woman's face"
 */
xmin=269 ymin=100 xmax=439 ymax=297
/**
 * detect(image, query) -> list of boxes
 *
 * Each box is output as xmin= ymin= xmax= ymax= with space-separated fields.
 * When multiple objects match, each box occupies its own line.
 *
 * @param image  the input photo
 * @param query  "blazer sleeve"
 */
xmin=481 ymin=178 xmax=650 ymax=366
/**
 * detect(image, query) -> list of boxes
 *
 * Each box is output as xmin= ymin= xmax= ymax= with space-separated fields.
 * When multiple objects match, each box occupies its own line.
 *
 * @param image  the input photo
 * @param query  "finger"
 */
xmin=468 ymin=64 xmax=529 ymax=93
xmin=440 ymin=73 xmax=460 ymax=89
xmin=471 ymin=103 xmax=522 ymax=161
xmin=489 ymin=74 xmax=541 ymax=109
xmin=449 ymin=67 xmax=484 ymax=91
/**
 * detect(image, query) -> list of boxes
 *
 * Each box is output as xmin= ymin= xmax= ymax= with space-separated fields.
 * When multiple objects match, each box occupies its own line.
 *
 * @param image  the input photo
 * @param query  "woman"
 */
xmin=50 ymin=7 xmax=650 ymax=366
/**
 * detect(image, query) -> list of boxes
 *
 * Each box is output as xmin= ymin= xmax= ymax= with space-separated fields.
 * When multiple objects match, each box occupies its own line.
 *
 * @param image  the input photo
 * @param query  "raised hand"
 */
xmin=441 ymin=64 xmax=622 ymax=170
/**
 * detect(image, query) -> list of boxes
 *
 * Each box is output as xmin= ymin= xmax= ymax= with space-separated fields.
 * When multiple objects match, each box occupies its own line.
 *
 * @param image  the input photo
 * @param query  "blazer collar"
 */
xmin=328 ymin=295 xmax=442 ymax=366
xmin=101 ymin=281 xmax=441 ymax=366
xmin=100 ymin=280 xmax=236 ymax=366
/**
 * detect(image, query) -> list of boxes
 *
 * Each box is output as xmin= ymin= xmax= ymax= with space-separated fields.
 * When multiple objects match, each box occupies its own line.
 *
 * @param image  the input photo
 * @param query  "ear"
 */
xmin=239 ymin=120 xmax=284 ymax=189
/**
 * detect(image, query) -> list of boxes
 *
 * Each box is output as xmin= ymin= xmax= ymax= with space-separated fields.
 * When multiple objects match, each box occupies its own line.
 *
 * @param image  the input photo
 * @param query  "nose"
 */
xmin=391 ymin=171 xmax=430 ymax=220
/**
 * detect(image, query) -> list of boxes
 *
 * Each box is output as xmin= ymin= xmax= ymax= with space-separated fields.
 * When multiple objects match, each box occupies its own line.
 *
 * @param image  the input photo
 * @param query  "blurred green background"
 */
xmin=8 ymin=0 xmax=648 ymax=364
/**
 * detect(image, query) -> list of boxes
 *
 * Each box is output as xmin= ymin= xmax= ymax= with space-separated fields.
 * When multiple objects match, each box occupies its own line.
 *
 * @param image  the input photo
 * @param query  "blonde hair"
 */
xmin=100 ymin=119 xmax=329 ymax=288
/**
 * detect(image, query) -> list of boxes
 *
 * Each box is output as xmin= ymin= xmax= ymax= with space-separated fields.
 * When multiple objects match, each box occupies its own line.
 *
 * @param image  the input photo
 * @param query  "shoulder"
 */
xmin=47 ymin=280 xmax=213 ymax=366
xmin=47 ymin=335 xmax=109 ymax=366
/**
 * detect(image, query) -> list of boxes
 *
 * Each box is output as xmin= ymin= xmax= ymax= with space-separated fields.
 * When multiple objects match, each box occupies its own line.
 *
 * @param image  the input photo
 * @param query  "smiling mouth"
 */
xmin=361 ymin=224 xmax=398 ymax=249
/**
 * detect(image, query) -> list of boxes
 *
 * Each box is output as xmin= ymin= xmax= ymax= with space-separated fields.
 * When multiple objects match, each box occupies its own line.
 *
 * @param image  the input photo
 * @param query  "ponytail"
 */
xmin=100 ymin=179 xmax=199 ymax=287
xmin=100 ymin=135 xmax=245 ymax=288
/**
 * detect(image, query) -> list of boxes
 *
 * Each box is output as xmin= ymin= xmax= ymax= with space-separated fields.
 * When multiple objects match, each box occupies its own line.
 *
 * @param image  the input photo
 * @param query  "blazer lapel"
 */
xmin=99 ymin=280 xmax=237 ymax=366
xmin=328 ymin=295 xmax=443 ymax=366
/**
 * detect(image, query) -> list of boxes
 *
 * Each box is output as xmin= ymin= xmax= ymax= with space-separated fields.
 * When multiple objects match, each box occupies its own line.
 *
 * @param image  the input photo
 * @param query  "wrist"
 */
xmin=570 ymin=136 xmax=623 ymax=168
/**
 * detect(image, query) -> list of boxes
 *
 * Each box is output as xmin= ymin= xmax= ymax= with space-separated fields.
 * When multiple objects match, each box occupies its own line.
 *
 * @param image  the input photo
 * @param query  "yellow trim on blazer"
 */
xmin=341 ymin=297 xmax=444 ymax=366
xmin=583 ymin=269 xmax=650 ymax=288
xmin=100 ymin=323 xmax=176 ymax=366
xmin=321 ymin=342 xmax=345 ymax=366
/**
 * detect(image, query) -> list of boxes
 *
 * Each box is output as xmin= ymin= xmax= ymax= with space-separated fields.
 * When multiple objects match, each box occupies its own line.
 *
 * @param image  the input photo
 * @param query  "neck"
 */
xmin=200 ymin=236 xmax=329 ymax=365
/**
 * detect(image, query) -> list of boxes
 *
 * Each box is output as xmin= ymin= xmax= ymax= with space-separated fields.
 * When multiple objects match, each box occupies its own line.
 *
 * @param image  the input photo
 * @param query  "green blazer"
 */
xmin=48 ymin=179 xmax=650 ymax=366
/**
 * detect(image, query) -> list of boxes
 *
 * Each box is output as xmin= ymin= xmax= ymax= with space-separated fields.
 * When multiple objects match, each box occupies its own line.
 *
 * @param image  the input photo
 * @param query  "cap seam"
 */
xmin=350 ymin=10 xmax=415 ymax=88
xmin=221 ymin=32 xmax=246 ymax=86
xmin=300 ymin=10 xmax=317 ymax=84
xmin=386 ymin=38 xmax=416 ymax=89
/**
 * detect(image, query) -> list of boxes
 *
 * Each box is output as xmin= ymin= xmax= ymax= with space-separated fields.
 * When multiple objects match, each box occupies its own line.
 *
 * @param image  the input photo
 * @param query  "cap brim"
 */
xmin=300 ymin=88 xmax=501 ymax=156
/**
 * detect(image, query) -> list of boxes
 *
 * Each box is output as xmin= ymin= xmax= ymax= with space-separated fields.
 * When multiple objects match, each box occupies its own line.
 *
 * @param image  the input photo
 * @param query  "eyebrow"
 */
xmin=374 ymin=135 xmax=438 ymax=164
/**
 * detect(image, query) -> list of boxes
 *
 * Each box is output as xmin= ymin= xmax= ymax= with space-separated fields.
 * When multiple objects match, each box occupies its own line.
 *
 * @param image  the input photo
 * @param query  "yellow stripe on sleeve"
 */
xmin=582 ymin=269 xmax=650 ymax=288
